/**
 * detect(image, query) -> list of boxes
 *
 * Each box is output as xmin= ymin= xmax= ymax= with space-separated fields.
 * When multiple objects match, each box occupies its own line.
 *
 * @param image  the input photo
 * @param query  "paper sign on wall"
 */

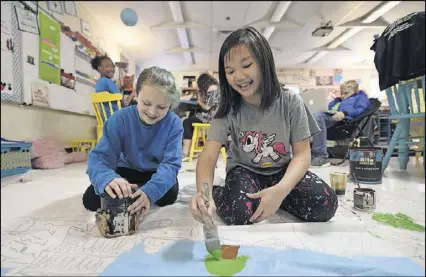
xmin=15 ymin=5 xmax=39 ymax=35
xmin=31 ymin=82 xmax=49 ymax=107
xmin=39 ymin=12 xmax=61 ymax=85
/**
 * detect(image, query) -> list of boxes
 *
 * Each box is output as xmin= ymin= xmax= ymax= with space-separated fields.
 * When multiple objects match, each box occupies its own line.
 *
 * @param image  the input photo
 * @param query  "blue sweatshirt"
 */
xmin=86 ymin=105 xmax=183 ymax=204
xmin=328 ymin=90 xmax=371 ymax=120
xmin=95 ymin=76 xmax=121 ymax=119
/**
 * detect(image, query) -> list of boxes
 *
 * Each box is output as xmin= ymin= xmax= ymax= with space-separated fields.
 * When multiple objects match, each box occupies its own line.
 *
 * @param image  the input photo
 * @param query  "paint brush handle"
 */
xmin=201 ymin=182 xmax=212 ymax=214
xmin=352 ymin=173 xmax=361 ymax=189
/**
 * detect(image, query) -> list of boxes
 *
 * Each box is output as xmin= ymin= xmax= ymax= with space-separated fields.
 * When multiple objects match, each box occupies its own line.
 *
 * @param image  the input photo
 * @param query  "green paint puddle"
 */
xmin=372 ymin=212 xmax=425 ymax=232
xmin=204 ymin=253 xmax=250 ymax=277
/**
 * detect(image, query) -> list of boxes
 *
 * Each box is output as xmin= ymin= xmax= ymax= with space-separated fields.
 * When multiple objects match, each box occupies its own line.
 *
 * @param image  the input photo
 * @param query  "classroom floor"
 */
xmin=1 ymin=157 xmax=425 ymax=275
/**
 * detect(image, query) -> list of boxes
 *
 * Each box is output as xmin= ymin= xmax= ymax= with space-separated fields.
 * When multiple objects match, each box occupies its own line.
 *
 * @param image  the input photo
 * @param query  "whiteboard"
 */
xmin=17 ymin=9 xmax=95 ymax=115
xmin=60 ymin=33 xmax=75 ymax=74
xmin=1 ymin=1 xmax=15 ymax=99
xmin=46 ymin=82 xmax=93 ymax=115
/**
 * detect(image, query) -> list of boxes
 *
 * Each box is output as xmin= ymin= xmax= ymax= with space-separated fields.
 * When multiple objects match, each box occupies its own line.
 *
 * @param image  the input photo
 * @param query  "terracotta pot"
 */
xmin=221 ymin=245 xmax=240 ymax=259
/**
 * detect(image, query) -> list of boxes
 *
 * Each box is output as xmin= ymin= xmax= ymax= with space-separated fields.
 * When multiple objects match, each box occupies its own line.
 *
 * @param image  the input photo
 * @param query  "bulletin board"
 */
xmin=2 ymin=1 xmax=96 ymax=116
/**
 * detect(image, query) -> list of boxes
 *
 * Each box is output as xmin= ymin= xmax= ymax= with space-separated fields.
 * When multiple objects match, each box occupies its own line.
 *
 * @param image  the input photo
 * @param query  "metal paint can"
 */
xmin=353 ymin=188 xmax=376 ymax=211
xmin=95 ymin=194 xmax=139 ymax=238
xmin=349 ymin=146 xmax=383 ymax=184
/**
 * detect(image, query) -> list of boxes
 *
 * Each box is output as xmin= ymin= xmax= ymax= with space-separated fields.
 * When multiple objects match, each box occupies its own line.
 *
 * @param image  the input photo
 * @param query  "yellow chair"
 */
xmin=91 ymin=92 xmax=123 ymax=142
xmin=70 ymin=139 xmax=97 ymax=152
xmin=188 ymin=123 xmax=227 ymax=163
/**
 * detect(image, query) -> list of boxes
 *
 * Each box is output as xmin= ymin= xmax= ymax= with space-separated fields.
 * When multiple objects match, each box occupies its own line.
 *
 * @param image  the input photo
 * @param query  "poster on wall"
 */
xmin=64 ymin=1 xmax=77 ymax=17
xmin=31 ymin=82 xmax=50 ymax=107
xmin=1 ymin=1 xmax=14 ymax=96
xmin=15 ymin=5 xmax=39 ymax=35
xmin=80 ymin=19 xmax=91 ymax=37
xmin=46 ymin=1 xmax=63 ymax=14
xmin=315 ymin=76 xmax=333 ymax=86
xmin=39 ymin=12 xmax=61 ymax=85
xmin=333 ymin=69 xmax=343 ymax=85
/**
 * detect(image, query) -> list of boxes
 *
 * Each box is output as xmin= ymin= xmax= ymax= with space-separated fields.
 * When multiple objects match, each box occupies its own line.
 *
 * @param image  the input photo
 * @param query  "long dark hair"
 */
xmin=215 ymin=27 xmax=281 ymax=118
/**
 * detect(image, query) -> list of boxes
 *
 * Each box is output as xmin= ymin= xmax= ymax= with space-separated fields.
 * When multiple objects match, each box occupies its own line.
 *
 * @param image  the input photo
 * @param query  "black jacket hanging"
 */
xmin=370 ymin=11 xmax=425 ymax=91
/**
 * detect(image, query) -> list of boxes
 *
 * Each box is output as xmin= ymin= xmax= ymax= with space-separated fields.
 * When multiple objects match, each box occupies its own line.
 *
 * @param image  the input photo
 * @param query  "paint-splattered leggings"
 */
xmin=213 ymin=166 xmax=338 ymax=225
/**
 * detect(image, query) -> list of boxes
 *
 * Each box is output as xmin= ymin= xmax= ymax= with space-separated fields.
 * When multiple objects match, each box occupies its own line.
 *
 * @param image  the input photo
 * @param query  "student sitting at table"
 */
xmin=91 ymin=55 xmax=135 ymax=118
xmin=182 ymin=73 xmax=220 ymax=161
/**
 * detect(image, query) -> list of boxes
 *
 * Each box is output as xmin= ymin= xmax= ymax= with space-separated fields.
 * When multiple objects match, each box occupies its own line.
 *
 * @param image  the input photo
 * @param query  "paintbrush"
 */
xmin=201 ymin=182 xmax=222 ymax=259
xmin=352 ymin=173 xmax=361 ymax=189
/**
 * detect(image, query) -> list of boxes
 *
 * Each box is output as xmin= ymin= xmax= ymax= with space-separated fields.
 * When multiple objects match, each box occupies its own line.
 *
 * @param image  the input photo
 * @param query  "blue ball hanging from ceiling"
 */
xmin=120 ymin=8 xmax=138 ymax=26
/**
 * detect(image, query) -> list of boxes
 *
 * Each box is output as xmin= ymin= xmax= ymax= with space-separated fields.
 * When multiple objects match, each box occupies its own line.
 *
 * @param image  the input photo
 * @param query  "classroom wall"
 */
xmin=1 ymin=2 xmax=135 ymax=146
xmin=170 ymin=67 xmax=382 ymax=100
xmin=275 ymin=67 xmax=380 ymax=98
xmin=1 ymin=101 xmax=97 ymax=146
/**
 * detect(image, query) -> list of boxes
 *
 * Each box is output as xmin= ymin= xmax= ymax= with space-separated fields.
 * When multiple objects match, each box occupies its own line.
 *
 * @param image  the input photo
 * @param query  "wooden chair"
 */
xmin=189 ymin=123 xmax=227 ymax=163
xmin=91 ymin=92 xmax=123 ymax=143
xmin=382 ymin=76 xmax=425 ymax=171
xmin=70 ymin=139 xmax=97 ymax=152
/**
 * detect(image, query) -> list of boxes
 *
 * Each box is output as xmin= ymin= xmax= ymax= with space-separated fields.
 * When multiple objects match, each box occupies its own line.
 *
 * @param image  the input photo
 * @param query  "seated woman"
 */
xmin=82 ymin=66 xmax=183 ymax=218
xmin=182 ymin=73 xmax=220 ymax=161
xmin=310 ymin=80 xmax=371 ymax=167
xmin=91 ymin=55 xmax=135 ymax=118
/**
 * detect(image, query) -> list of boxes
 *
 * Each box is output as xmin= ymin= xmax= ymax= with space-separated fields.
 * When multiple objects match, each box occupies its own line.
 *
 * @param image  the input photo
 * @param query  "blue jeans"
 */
xmin=311 ymin=112 xmax=338 ymax=158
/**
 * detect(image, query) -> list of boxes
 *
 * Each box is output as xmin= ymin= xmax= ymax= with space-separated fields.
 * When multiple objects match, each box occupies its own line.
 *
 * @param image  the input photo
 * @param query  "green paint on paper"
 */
xmin=204 ymin=254 xmax=249 ymax=277
xmin=372 ymin=212 xmax=425 ymax=232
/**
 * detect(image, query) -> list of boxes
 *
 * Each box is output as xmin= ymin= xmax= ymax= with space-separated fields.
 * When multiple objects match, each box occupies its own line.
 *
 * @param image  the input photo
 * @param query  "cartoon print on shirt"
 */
xmin=239 ymin=130 xmax=289 ymax=164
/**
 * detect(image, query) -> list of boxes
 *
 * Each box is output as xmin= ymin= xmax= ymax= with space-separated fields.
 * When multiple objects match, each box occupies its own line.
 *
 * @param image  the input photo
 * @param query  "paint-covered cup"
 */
xmin=95 ymin=193 xmax=140 ymax=238
xmin=329 ymin=172 xmax=348 ymax=195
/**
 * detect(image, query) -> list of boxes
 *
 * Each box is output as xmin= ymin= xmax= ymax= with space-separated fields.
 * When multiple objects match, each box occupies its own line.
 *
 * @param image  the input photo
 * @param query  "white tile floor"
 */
xmin=1 ymin=156 xmax=425 ymax=274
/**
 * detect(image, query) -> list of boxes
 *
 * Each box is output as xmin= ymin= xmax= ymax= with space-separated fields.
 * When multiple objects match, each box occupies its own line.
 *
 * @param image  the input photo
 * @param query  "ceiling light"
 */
xmin=271 ymin=1 xmax=292 ymax=22
xmin=169 ymin=1 xmax=184 ymax=23
xmin=263 ymin=1 xmax=291 ymax=40
xmin=328 ymin=27 xmax=363 ymax=49
xmin=306 ymin=51 xmax=327 ymax=64
xmin=362 ymin=1 xmax=401 ymax=23
xmin=263 ymin=27 xmax=275 ymax=40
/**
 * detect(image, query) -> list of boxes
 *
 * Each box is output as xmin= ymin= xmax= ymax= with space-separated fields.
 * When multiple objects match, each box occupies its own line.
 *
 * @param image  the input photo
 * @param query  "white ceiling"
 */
xmin=81 ymin=1 xmax=425 ymax=71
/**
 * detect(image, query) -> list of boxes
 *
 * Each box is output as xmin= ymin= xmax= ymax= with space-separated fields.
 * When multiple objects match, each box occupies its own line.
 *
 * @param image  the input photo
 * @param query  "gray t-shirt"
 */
xmin=208 ymin=89 xmax=320 ymax=175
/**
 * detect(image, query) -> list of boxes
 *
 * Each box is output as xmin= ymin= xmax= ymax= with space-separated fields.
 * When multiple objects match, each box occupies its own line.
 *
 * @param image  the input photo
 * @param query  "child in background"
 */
xmin=310 ymin=80 xmax=371 ymax=167
xmin=182 ymin=73 xmax=220 ymax=161
xmin=189 ymin=27 xmax=338 ymax=225
xmin=82 ymin=66 xmax=183 ymax=217
xmin=91 ymin=55 xmax=135 ymax=116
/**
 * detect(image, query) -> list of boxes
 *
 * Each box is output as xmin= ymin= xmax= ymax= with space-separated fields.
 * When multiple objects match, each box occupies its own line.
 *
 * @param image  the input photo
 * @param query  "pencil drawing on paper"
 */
xmin=0 ymin=200 xmax=423 ymax=276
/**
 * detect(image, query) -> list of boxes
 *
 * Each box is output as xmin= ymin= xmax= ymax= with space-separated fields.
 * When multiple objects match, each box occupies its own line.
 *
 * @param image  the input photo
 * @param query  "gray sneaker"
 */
xmin=310 ymin=157 xmax=331 ymax=168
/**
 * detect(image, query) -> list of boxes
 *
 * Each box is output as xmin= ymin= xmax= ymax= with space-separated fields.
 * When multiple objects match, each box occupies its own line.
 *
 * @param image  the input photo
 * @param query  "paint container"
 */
xmin=349 ymin=146 xmax=383 ymax=184
xmin=221 ymin=245 xmax=240 ymax=259
xmin=329 ymin=172 xmax=348 ymax=195
xmin=95 ymin=194 xmax=140 ymax=238
xmin=353 ymin=188 xmax=376 ymax=212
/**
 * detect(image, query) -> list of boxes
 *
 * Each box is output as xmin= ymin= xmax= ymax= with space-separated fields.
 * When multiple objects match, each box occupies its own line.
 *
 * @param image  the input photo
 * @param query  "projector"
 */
xmin=312 ymin=21 xmax=334 ymax=37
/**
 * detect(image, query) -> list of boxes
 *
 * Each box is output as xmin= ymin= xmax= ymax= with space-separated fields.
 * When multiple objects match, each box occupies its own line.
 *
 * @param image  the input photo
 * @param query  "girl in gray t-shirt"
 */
xmin=189 ymin=27 xmax=338 ymax=225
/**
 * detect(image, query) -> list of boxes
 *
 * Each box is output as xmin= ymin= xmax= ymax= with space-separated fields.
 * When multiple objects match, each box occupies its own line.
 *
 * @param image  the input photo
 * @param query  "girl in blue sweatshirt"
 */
xmin=82 ymin=66 xmax=183 ymax=217
xmin=91 ymin=55 xmax=135 ymax=118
